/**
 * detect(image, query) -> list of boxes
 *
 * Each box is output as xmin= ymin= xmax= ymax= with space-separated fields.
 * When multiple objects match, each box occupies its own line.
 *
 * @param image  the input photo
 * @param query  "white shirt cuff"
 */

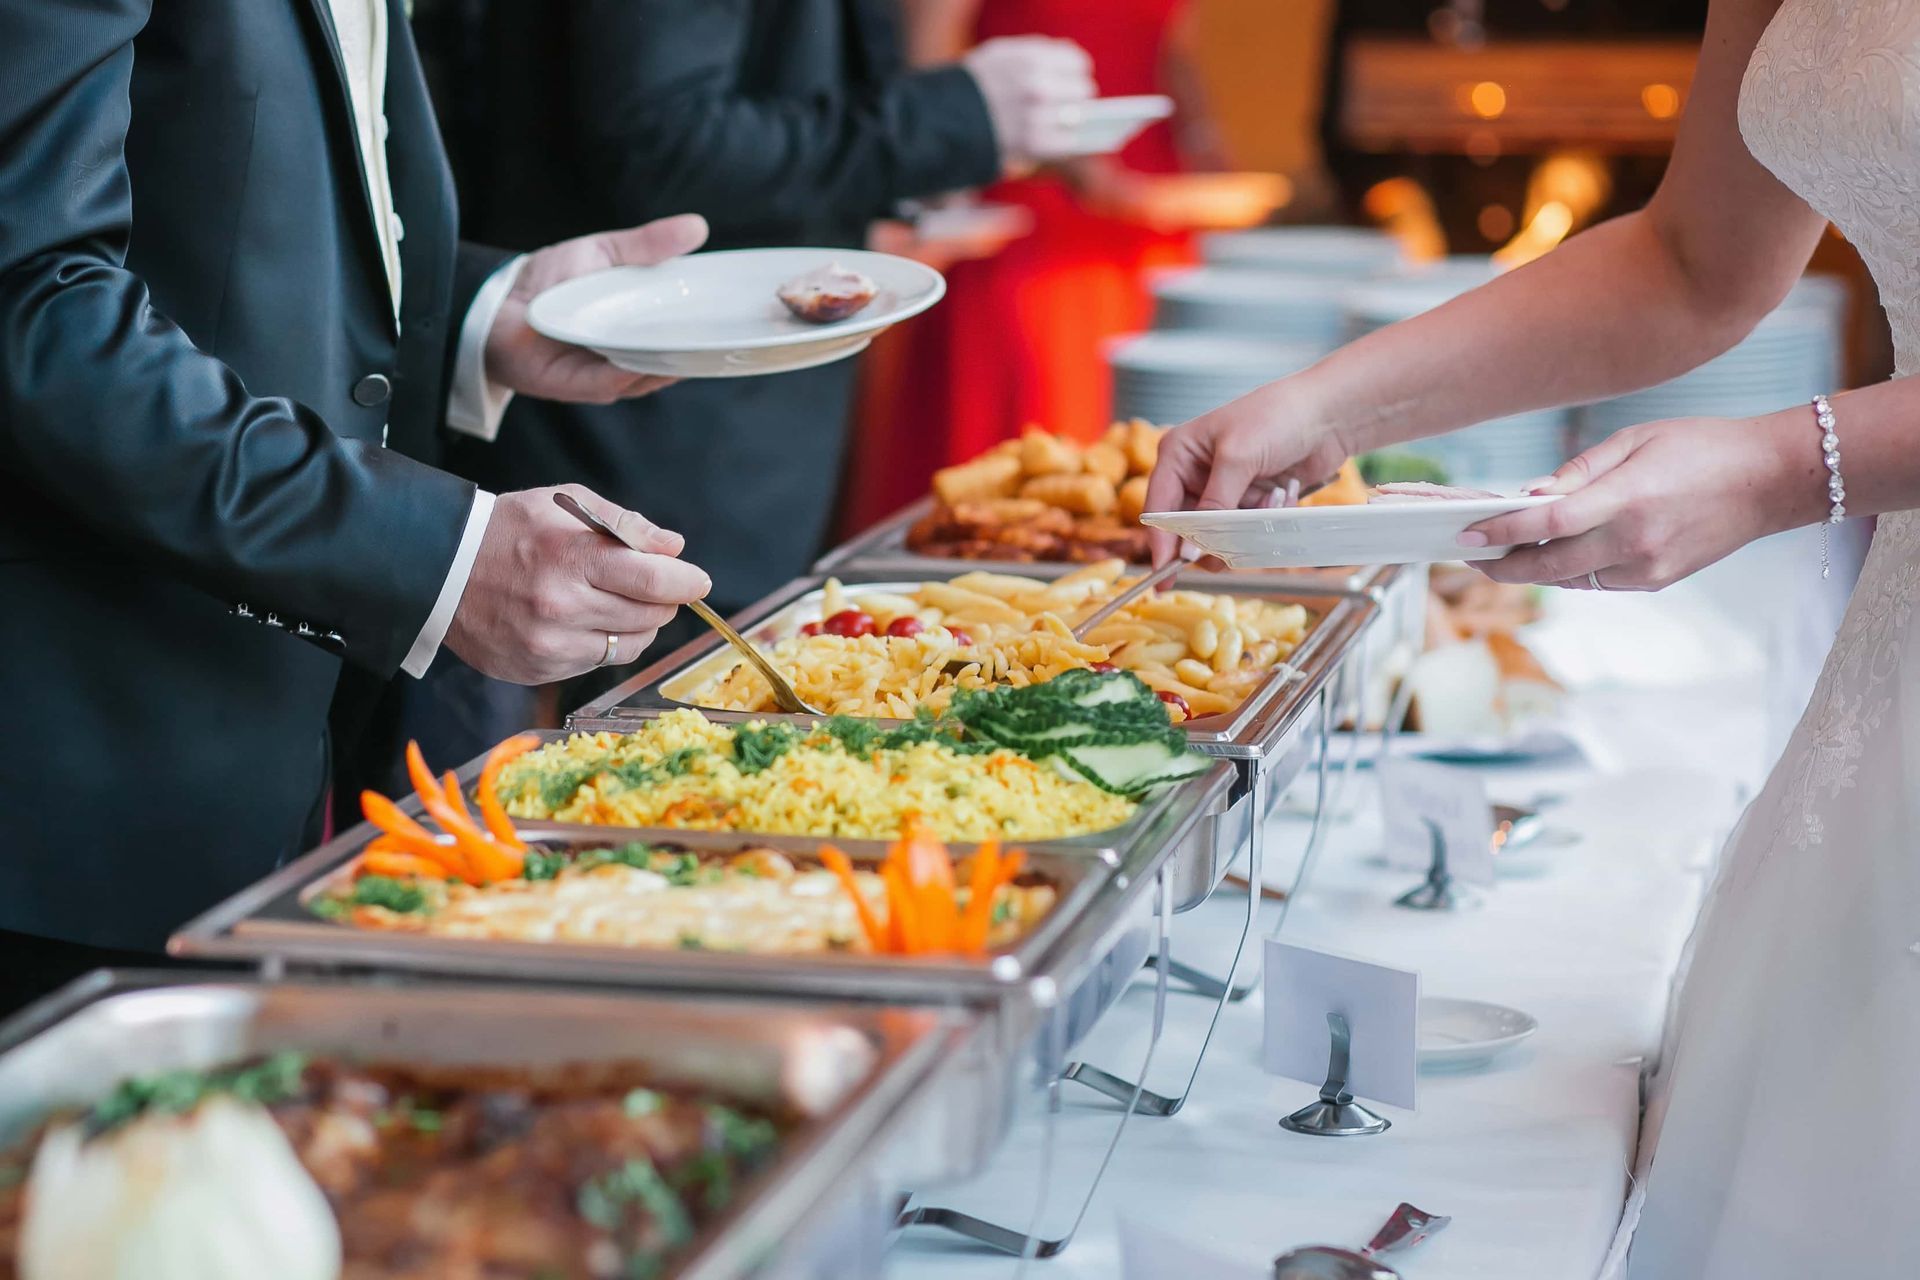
xmin=402 ymin=488 xmax=495 ymax=678
xmin=446 ymin=255 xmax=527 ymax=441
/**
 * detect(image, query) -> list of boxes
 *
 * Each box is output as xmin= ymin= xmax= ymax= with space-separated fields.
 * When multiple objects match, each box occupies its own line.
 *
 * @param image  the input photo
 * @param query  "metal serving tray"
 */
xmin=567 ymin=565 xmax=1377 ymax=908
xmin=0 ymin=972 xmax=976 ymax=1280
xmin=813 ymin=496 xmax=1385 ymax=595
xmin=571 ymin=565 xmax=1381 ymax=765
xmin=173 ymin=759 xmax=1232 ymax=1174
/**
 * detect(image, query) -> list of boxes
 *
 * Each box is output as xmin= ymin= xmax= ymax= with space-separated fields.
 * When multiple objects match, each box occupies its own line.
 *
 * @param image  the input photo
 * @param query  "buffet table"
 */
xmin=891 ymin=574 xmax=1774 ymax=1280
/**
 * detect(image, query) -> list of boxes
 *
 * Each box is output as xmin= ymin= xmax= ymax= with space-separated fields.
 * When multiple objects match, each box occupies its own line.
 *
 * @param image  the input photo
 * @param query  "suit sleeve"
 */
xmin=568 ymin=0 xmax=1002 ymax=233
xmin=0 ymin=0 xmax=477 ymax=677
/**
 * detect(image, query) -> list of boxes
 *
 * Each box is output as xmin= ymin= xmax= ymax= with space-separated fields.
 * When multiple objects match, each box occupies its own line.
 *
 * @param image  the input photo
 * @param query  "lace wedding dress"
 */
xmin=1620 ymin=3 xmax=1920 ymax=1275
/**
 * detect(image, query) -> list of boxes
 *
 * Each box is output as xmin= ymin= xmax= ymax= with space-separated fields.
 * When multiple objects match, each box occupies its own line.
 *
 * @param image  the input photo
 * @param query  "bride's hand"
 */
xmin=1143 ymin=378 xmax=1354 ymax=566
xmin=1461 ymin=415 xmax=1805 ymax=591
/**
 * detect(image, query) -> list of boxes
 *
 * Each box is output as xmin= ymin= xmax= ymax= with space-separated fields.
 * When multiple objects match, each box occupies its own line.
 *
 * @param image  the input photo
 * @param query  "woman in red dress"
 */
xmin=844 ymin=0 xmax=1224 ymax=532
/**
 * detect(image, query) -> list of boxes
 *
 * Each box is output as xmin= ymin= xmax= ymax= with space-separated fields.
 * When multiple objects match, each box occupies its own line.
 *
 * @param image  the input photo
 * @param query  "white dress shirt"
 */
xmin=330 ymin=0 xmax=516 ymax=677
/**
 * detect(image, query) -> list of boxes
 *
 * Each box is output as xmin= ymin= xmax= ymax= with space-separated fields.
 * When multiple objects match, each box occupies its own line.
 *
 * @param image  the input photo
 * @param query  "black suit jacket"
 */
xmin=432 ymin=0 xmax=999 ymax=612
xmin=0 ymin=0 xmax=489 ymax=948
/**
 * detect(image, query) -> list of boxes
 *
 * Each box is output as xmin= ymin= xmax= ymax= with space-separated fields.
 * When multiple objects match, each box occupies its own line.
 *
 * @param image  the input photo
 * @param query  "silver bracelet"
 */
xmin=1812 ymin=394 xmax=1845 ymax=579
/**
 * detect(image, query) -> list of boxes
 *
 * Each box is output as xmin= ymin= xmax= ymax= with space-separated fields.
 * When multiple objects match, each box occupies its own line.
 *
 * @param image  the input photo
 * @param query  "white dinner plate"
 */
xmin=527 ymin=248 xmax=946 ymax=378
xmin=1141 ymin=495 xmax=1561 ymax=568
xmin=1419 ymin=997 xmax=1539 ymax=1071
xmin=1058 ymin=94 xmax=1174 ymax=156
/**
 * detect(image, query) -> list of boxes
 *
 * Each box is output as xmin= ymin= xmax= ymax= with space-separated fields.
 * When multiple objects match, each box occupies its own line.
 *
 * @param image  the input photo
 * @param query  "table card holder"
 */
xmin=1265 ymin=941 xmax=1417 ymax=1137
xmin=1380 ymin=757 xmax=1493 ymax=911
xmin=1279 ymin=1011 xmax=1392 ymax=1136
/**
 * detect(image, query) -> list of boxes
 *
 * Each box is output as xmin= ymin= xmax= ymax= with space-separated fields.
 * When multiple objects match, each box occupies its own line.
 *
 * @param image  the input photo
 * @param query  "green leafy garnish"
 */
xmin=948 ymin=669 xmax=1209 ymax=795
xmin=349 ymin=874 xmax=429 ymax=914
xmin=522 ymin=848 xmax=569 ymax=881
xmin=578 ymin=1157 xmax=694 ymax=1247
xmin=573 ymin=843 xmax=659 ymax=875
xmin=85 ymin=1052 xmax=310 ymax=1138
xmin=672 ymin=1151 xmax=735 ymax=1211
xmin=308 ymin=895 xmax=350 ymax=920
xmin=676 ymin=934 xmax=705 ymax=950
xmin=706 ymin=1104 xmax=778 ymax=1162
xmin=657 ymin=747 xmax=705 ymax=776
xmin=731 ymin=722 xmax=801 ymax=774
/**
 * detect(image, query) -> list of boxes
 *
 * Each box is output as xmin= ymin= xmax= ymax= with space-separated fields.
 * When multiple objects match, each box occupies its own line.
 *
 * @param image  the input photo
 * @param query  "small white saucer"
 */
xmin=528 ymin=247 xmax=945 ymax=378
xmin=1142 ymin=495 xmax=1560 ymax=568
xmin=1059 ymin=94 xmax=1174 ymax=156
xmin=1418 ymin=996 xmax=1538 ymax=1072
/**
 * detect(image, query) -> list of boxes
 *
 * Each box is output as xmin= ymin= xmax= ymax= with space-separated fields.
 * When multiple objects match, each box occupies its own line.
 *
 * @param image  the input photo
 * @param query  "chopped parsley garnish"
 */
xmin=705 ymin=1104 xmax=778 ymax=1162
xmin=85 ymin=1052 xmax=309 ymax=1138
xmin=521 ymin=848 xmax=569 ymax=881
xmin=991 ymin=896 xmax=1012 ymax=924
xmin=671 ymin=1151 xmax=735 ymax=1212
xmin=731 ymin=722 xmax=801 ymax=774
xmin=657 ymin=747 xmax=705 ymax=776
xmin=578 ymin=1157 xmax=694 ymax=1248
xmin=308 ymin=895 xmax=350 ymax=920
xmin=573 ymin=843 xmax=660 ymax=874
xmin=676 ymin=934 xmax=705 ymax=950
xmin=350 ymin=874 xmax=429 ymax=914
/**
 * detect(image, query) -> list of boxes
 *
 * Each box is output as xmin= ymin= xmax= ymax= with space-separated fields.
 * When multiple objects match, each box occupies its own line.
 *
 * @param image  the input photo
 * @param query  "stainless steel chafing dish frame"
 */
xmin=0 ymin=970 xmax=979 ymax=1280
xmin=811 ymin=495 xmax=1389 ymax=595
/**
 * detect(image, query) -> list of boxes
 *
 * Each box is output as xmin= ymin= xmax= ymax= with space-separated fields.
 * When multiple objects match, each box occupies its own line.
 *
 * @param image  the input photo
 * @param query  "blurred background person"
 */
xmin=403 ymin=0 xmax=1095 ymax=766
xmin=843 ymin=0 xmax=1230 ymax=532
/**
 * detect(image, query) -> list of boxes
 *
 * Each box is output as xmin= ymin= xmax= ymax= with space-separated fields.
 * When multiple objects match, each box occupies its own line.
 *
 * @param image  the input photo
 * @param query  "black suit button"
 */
xmin=352 ymin=373 xmax=392 ymax=407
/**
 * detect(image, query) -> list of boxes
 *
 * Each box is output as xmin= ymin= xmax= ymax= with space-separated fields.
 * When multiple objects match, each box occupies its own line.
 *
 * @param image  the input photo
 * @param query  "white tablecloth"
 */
xmin=888 ymin=576 xmax=1777 ymax=1280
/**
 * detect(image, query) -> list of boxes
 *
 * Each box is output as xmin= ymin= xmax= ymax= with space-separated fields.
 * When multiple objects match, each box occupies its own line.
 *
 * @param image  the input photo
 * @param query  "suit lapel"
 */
xmin=295 ymin=0 xmax=399 ymax=340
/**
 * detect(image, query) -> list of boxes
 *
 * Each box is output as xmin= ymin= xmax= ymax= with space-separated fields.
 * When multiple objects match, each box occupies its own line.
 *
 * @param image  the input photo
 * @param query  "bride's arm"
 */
xmin=1146 ymin=0 xmax=1823 ymax=531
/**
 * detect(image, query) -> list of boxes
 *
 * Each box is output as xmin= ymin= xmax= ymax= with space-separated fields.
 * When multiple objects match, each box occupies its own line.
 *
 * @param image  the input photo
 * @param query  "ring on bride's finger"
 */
xmin=1587 ymin=571 xmax=1609 ymax=591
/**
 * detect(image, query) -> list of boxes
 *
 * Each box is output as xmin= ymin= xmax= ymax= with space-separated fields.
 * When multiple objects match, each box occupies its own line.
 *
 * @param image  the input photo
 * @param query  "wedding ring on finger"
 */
xmin=599 ymin=632 xmax=619 ymax=668
xmin=1586 ymin=571 xmax=1609 ymax=592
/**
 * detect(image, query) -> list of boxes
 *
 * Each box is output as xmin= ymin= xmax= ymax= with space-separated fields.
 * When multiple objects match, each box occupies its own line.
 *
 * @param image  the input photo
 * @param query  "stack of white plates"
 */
xmin=1578 ymin=274 xmax=1848 ymax=446
xmin=1200 ymin=226 xmax=1406 ymax=277
xmin=1343 ymin=257 xmax=1571 ymax=489
xmin=1149 ymin=268 xmax=1353 ymax=350
xmin=1107 ymin=331 xmax=1324 ymax=426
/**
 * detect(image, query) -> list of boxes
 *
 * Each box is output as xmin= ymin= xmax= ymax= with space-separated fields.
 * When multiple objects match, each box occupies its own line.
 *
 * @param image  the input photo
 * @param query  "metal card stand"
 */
xmin=1278 ymin=1011 xmax=1392 ymax=1137
xmin=1395 ymin=818 xmax=1473 ymax=911
xmin=898 ymin=869 xmax=1176 ymax=1260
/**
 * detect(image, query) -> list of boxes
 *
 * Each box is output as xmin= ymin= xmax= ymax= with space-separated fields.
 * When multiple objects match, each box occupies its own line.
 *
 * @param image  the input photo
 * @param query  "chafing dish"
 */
xmin=173 ymin=760 xmax=1231 ymax=1179
xmin=0 ymin=972 xmax=977 ymax=1280
xmin=812 ymin=496 xmax=1389 ymax=595
xmin=567 ymin=565 xmax=1381 ymax=909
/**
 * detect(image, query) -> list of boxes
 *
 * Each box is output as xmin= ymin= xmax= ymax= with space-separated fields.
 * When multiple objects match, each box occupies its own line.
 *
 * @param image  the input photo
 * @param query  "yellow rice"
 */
xmin=495 ymin=709 xmax=1137 ymax=840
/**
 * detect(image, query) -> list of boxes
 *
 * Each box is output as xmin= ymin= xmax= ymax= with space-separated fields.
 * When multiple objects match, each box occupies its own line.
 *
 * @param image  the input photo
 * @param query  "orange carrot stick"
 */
xmin=404 ymin=741 xmax=441 ymax=812
xmin=882 ymin=862 xmax=924 ymax=953
xmin=361 ymin=791 xmax=436 ymax=844
xmin=445 ymin=771 xmax=523 ymax=877
xmin=360 ymin=850 xmax=453 ymax=880
xmin=819 ymin=846 xmax=886 ymax=951
xmin=958 ymin=839 xmax=1002 ymax=953
xmin=477 ymin=734 xmax=540 ymax=851
xmin=356 ymin=816 xmax=468 ymax=877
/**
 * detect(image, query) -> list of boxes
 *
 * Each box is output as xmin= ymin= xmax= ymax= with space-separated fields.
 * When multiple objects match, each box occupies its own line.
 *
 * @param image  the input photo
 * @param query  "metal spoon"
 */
xmin=1271 ymin=1203 xmax=1451 ymax=1280
xmin=551 ymin=492 xmax=822 ymax=715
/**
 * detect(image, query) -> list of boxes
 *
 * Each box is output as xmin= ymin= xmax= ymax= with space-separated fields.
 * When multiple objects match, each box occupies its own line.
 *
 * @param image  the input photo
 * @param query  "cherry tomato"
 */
xmin=947 ymin=626 xmax=973 ymax=646
xmin=1156 ymin=689 xmax=1191 ymax=719
xmin=822 ymin=609 xmax=877 ymax=638
xmin=1088 ymin=661 xmax=1119 ymax=674
xmin=885 ymin=616 xmax=926 ymax=638
xmin=798 ymin=621 xmax=823 ymax=637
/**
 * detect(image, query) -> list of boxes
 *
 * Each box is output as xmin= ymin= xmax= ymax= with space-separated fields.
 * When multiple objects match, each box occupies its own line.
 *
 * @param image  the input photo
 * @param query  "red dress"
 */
xmin=843 ymin=0 xmax=1194 ymax=533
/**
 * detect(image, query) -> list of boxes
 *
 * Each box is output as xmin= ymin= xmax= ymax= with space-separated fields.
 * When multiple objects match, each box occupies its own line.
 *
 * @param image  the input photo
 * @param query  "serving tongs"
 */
xmin=553 ymin=492 xmax=822 ymax=715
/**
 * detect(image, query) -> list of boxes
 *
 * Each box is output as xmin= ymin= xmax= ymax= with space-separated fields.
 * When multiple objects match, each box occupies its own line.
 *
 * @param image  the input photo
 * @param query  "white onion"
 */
xmin=18 ymin=1097 xmax=342 ymax=1280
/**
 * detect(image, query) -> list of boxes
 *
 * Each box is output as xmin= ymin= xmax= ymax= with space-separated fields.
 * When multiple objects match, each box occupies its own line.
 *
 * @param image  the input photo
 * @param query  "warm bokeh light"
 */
xmin=1361 ymin=177 xmax=1448 ymax=263
xmin=1641 ymin=83 xmax=1682 ymax=119
xmin=1478 ymin=203 xmax=1516 ymax=242
xmin=1468 ymin=80 xmax=1508 ymax=119
xmin=1493 ymin=199 xmax=1574 ymax=267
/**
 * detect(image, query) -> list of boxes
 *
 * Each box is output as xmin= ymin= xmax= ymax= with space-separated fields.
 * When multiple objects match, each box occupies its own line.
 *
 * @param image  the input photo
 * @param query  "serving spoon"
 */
xmin=1271 ymin=1203 xmax=1451 ymax=1280
xmin=552 ymin=492 xmax=822 ymax=715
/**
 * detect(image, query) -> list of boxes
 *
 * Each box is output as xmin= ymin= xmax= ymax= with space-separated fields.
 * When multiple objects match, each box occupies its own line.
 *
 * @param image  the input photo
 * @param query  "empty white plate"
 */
xmin=527 ymin=248 xmax=946 ymax=378
xmin=1141 ymin=495 xmax=1560 ymax=568
xmin=1058 ymin=94 xmax=1174 ymax=156
xmin=1419 ymin=997 xmax=1538 ymax=1071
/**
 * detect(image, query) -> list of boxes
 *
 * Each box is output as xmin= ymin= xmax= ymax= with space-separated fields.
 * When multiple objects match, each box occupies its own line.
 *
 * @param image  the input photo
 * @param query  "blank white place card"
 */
xmin=1264 ymin=940 xmax=1419 ymax=1110
xmin=1380 ymin=756 xmax=1496 ymax=886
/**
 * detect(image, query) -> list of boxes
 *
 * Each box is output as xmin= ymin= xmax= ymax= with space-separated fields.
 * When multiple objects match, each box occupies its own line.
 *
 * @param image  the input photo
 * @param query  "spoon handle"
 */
xmin=1362 ymin=1203 xmax=1452 ymax=1257
xmin=1071 ymin=551 xmax=1192 ymax=640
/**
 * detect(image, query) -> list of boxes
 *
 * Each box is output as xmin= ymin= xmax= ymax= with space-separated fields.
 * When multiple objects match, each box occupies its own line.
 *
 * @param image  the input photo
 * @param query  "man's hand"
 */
xmin=484 ymin=214 xmax=710 ymax=405
xmin=445 ymin=484 xmax=712 ymax=684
